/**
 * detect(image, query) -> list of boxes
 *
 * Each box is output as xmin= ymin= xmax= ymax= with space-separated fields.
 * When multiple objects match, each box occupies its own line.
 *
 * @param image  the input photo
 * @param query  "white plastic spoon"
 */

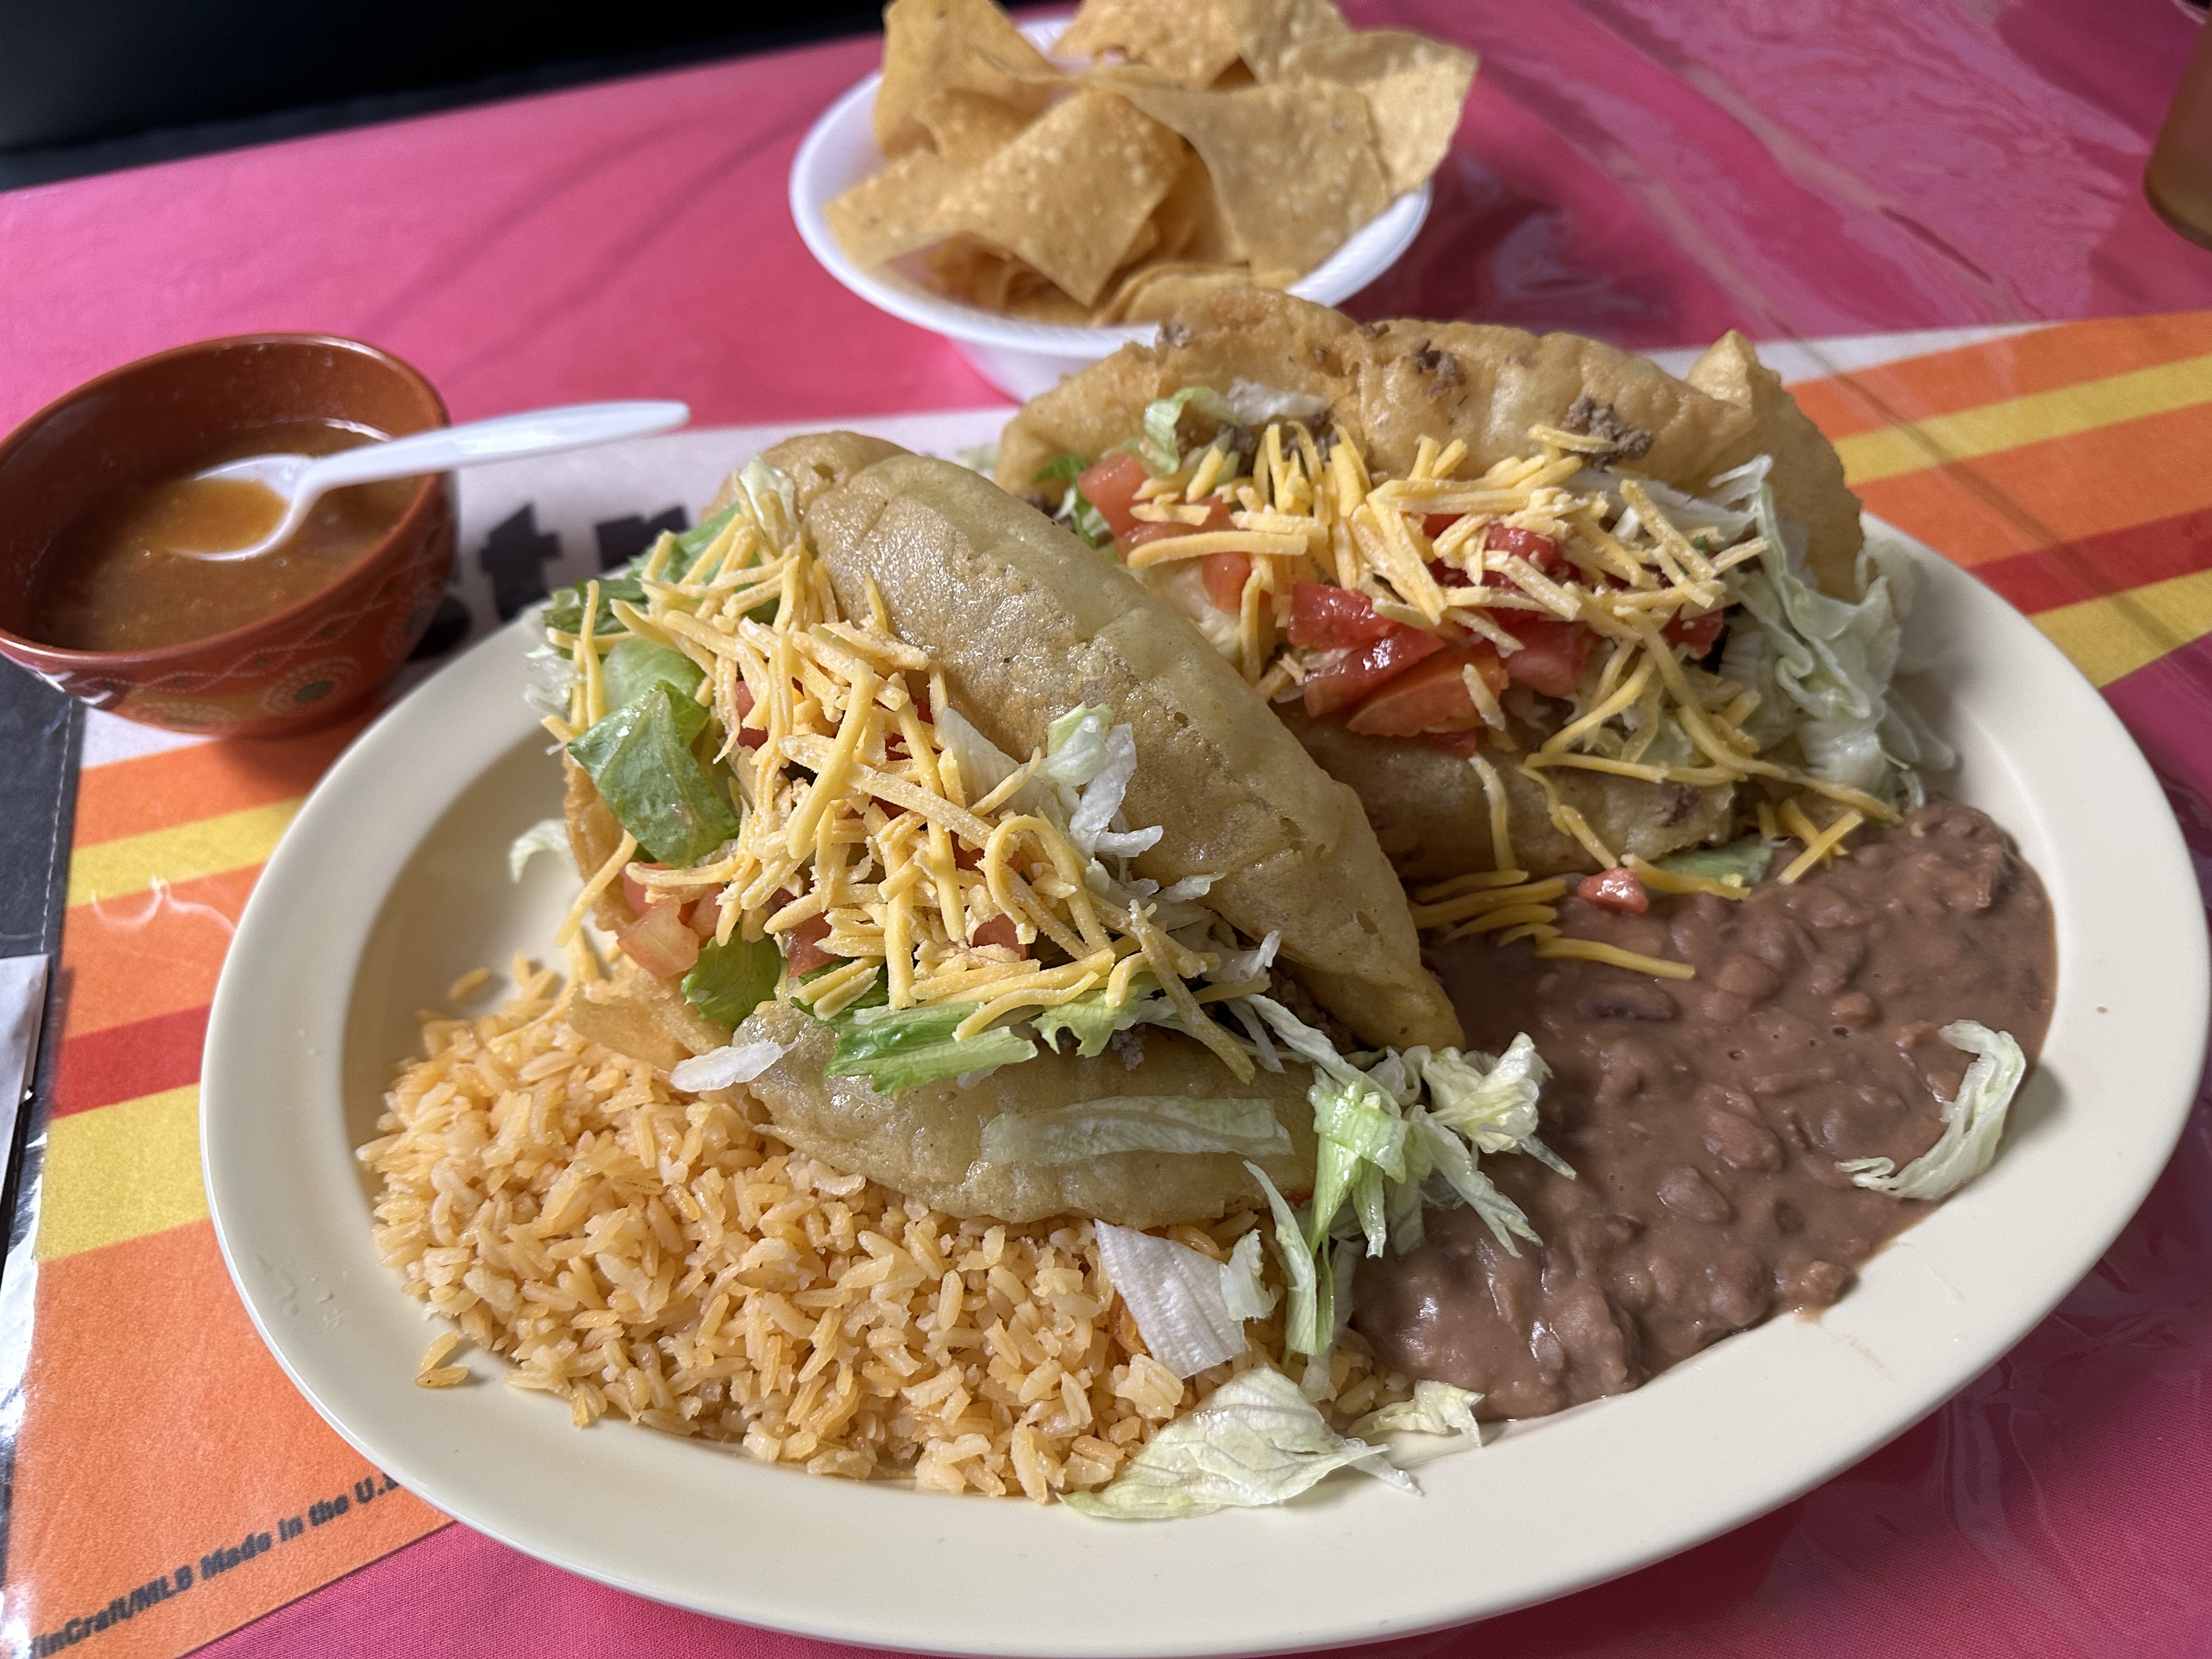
xmin=177 ymin=399 xmax=692 ymax=561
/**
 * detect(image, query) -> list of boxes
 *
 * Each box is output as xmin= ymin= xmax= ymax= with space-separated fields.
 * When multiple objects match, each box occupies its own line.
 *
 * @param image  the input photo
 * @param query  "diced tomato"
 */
xmin=1426 ymin=729 xmax=1487 ymax=758
xmin=1576 ymin=867 xmax=1650 ymax=915
xmin=682 ymin=896 xmax=721 ymax=941
xmin=1345 ymin=646 xmax=1508 ymax=737
xmin=1425 ymin=558 xmax=1476 ymax=590
xmin=729 ymin=681 xmax=765 ymax=749
xmin=1302 ymin=627 xmax=1444 ymax=717
xmin=1485 ymin=523 xmax=1565 ymax=575
xmin=972 ymin=913 xmax=1028 ymax=955
xmin=619 ymin=865 xmax=661 ymax=920
xmin=1498 ymin=614 xmax=1595 ymax=698
xmin=1423 ymin=513 xmax=1463 ymax=540
xmin=1664 ymin=608 xmax=1727 ymax=657
xmin=1288 ymin=583 xmax=1391 ymax=648
xmin=1076 ymin=454 xmax=1151 ymax=541
xmin=618 ymin=902 xmax=701 ymax=978
xmin=783 ymin=912 xmax=835 ymax=975
xmin=1200 ymin=551 xmax=1252 ymax=610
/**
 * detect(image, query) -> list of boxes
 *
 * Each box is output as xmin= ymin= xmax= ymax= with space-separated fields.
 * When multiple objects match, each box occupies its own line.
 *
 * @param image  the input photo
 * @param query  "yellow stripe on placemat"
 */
xmin=37 ymin=1086 xmax=207 ymax=1260
xmin=65 ymin=797 xmax=298 ymax=909
xmin=1835 ymin=351 xmax=2212 ymax=486
xmin=2033 ymin=565 xmax=2212 ymax=689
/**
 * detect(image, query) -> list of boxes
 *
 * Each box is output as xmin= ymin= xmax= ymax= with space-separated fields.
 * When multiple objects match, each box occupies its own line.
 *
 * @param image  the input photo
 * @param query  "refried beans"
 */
xmin=1355 ymin=798 xmax=2055 ymax=1419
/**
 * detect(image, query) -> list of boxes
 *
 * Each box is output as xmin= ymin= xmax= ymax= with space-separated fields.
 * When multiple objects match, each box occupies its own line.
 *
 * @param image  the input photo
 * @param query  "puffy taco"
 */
xmin=997 ymin=287 xmax=1943 ymax=890
xmin=538 ymin=431 xmax=1511 ymax=1239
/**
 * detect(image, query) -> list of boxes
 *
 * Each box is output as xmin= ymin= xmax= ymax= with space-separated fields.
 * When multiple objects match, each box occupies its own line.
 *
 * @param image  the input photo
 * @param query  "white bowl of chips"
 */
xmin=789 ymin=10 xmax=1448 ymax=400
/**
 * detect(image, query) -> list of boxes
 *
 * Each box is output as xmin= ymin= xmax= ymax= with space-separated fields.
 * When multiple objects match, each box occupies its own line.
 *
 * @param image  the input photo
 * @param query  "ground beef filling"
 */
xmin=1355 ymin=799 xmax=2055 ymax=1420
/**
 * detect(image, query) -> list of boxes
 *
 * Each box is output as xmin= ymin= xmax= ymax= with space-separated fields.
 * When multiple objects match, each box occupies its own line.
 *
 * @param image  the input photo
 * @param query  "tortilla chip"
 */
xmin=1686 ymin=331 xmax=1866 ymax=596
xmin=1145 ymin=148 xmax=1243 ymax=263
xmin=825 ymin=149 xmax=963 ymax=266
xmin=1054 ymin=0 xmax=1244 ymax=89
xmin=913 ymin=87 xmax=1034 ymax=167
xmin=927 ymin=88 xmax=1187 ymax=306
xmin=1276 ymin=31 xmax=1475 ymax=196
xmin=876 ymin=0 xmax=1060 ymax=155
xmin=1221 ymin=0 xmax=1351 ymax=81
xmin=1103 ymin=76 xmax=1390 ymax=275
xmin=1096 ymin=259 xmax=1253 ymax=324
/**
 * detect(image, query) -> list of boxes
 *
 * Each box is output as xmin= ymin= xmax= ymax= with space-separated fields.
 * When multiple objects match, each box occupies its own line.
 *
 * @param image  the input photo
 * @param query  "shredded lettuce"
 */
xmin=1245 ymin=1160 xmax=1328 ymax=1356
xmin=735 ymin=459 xmax=798 ymax=545
xmin=1309 ymin=1075 xmax=1409 ymax=1258
xmin=952 ymin=441 xmax=999 ymax=476
xmin=1093 ymin=1223 xmax=1273 ymax=1378
xmin=1349 ymin=1378 xmax=1483 ymax=1442
xmin=1720 ymin=481 xmax=1927 ymax=795
xmin=1410 ymin=1111 xmax=1539 ymax=1253
xmin=507 ymin=817 xmax=569 ymax=882
xmin=522 ymin=644 xmax=579 ymax=719
xmin=979 ymin=1097 xmax=1290 ymax=1165
xmin=680 ymin=933 xmax=782 ymax=1027
xmin=1063 ymin=1367 xmax=1412 ymax=1520
xmin=1029 ymin=983 xmax=1174 ymax=1056
xmin=668 ymin=1038 xmax=785 ymax=1092
xmin=545 ymin=572 xmax=646 ymax=637
xmin=1839 ymin=1021 xmax=2025 ymax=1200
xmin=567 ymin=686 xmax=741 ymax=866
xmin=1422 ymin=1037 xmax=1552 ymax=1158
xmin=601 ymin=635 xmax=704 ymax=715
xmin=1224 ymin=378 xmax=1328 ymax=427
xmin=1036 ymin=453 xmax=1111 ymax=548
xmin=932 ymin=704 xmax=1025 ymax=805
xmin=1660 ymin=835 xmax=1775 ymax=886
xmin=822 ymin=1000 xmax=1036 ymax=1092
xmin=1138 ymin=386 xmax=1233 ymax=474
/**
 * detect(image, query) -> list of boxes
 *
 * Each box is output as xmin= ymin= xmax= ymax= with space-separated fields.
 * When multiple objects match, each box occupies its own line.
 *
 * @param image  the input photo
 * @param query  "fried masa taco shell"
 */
xmin=770 ymin=433 xmax=1464 ymax=1054
xmin=995 ymin=288 xmax=1865 ymax=878
xmin=996 ymin=285 xmax=1863 ymax=594
xmin=737 ymin=1001 xmax=1319 ymax=1228
xmin=561 ymin=755 xmax=1319 ymax=1225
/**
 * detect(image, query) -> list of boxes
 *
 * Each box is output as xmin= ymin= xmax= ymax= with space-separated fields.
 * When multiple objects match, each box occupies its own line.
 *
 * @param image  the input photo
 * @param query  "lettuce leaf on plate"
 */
xmin=823 ymin=1001 xmax=1036 ymax=1093
xmin=1064 ymin=1367 xmax=1412 ymax=1520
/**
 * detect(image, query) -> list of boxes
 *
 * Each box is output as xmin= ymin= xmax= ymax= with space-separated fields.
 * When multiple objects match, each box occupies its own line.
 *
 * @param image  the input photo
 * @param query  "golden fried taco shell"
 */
xmin=774 ymin=436 xmax=1463 ymax=1054
xmin=997 ymin=285 xmax=1863 ymax=595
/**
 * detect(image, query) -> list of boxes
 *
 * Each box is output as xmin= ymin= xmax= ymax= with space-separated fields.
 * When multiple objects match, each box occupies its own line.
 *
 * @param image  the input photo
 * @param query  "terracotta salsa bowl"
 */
xmin=0 ymin=334 xmax=454 ymax=737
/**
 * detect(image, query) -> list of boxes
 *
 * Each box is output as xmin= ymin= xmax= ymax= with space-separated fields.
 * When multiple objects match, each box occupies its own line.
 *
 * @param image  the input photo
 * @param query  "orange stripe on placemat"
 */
xmin=49 ymin=1005 xmax=210 ymax=1118
xmin=4 ymin=1222 xmax=445 ymax=1658
xmin=57 ymin=865 xmax=258 ymax=1041
xmin=71 ymin=713 xmax=368 ymax=847
xmin=1855 ymin=400 xmax=2212 ymax=568
xmin=1973 ymin=505 xmax=2212 ymax=617
xmin=1832 ymin=352 xmax=2212 ymax=487
xmin=1795 ymin=311 xmax=2212 ymax=439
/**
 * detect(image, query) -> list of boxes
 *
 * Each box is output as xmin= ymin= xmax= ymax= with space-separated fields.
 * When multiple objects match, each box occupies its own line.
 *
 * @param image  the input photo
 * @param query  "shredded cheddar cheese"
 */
xmin=560 ymin=469 xmax=1279 ymax=1070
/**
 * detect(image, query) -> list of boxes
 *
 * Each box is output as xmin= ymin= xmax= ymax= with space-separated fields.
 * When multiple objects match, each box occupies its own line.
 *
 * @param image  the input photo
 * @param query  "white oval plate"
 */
xmin=204 ymin=519 xmax=2205 ymax=1655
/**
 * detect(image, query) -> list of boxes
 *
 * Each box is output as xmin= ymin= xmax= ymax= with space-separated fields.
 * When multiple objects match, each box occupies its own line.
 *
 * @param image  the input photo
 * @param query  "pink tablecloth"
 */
xmin=6 ymin=2 xmax=2212 ymax=1655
